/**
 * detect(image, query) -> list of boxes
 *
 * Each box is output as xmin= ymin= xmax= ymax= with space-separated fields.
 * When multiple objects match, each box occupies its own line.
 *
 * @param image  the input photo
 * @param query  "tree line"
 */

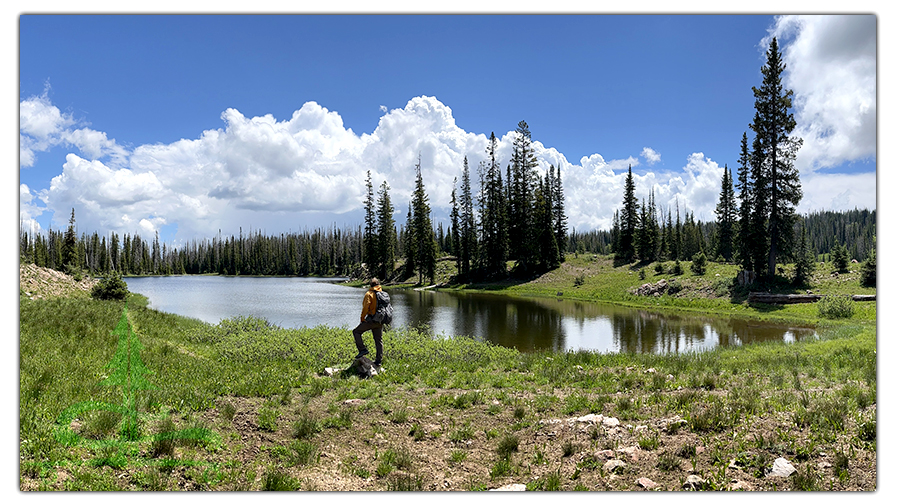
xmin=362 ymin=120 xmax=568 ymax=284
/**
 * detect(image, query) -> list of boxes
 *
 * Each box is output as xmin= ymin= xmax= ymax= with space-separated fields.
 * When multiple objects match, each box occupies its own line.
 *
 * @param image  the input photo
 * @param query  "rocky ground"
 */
xmin=19 ymin=263 xmax=99 ymax=300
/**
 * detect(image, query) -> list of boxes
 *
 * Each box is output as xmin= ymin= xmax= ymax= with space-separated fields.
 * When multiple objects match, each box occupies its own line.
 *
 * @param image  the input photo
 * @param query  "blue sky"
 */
xmin=18 ymin=13 xmax=878 ymax=244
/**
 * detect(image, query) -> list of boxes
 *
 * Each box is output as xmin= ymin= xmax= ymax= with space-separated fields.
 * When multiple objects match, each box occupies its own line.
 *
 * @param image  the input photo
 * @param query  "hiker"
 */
xmin=352 ymin=278 xmax=384 ymax=367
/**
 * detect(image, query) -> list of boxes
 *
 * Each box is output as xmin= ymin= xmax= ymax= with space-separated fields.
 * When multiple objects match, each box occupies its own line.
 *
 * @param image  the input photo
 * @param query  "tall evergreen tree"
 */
xmin=750 ymin=36 xmax=804 ymax=277
xmin=714 ymin=165 xmax=737 ymax=262
xmin=479 ymin=132 xmax=508 ymax=277
xmin=62 ymin=208 xmax=78 ymax=271
xmin=458 ymin=156 xmax=477 ymax=280
xmin=619 ymin=165 xmax=639 ymax=261
xmin=507 ymin=120 xmax=540 ymax=269
xmin=551 ymin=165 xmax=568 ymax=263
xmin=535 ymin=171 xmax=560 ymax=270
xmin=375 ymin=180 xmax=396 ymax=280
xmin=411 ymin=156 xmax=437 ymax=284
xmin=449 ymin=176 xmax=460 ymax=264
xmin=793 ymin=225 xmax=815 ymax=286
xmin=362 ymin=170 xmax=378 ymax=276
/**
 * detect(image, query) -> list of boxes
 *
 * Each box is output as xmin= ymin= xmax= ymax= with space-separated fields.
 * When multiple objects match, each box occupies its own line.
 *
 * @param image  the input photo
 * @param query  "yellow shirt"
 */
xmin=360 ymin=285 xmax=382 ymax=322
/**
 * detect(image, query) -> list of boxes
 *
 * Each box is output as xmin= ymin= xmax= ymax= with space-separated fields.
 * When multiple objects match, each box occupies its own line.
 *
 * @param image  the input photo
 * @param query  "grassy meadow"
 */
xmin=19 ymin=256 xmax=876 ymax=491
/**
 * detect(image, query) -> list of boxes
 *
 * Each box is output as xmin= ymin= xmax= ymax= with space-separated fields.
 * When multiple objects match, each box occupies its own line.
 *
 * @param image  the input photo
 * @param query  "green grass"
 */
xmin=19 ymin=260 xmax=877 ymax=491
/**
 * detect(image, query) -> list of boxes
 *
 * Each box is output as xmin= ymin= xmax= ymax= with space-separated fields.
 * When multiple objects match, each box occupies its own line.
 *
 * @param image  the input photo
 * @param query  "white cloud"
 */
xmin=641 ymin=147 xmax=661 ymax=165
xmin=797 ymin=171 xmax=877 ymax=213
xmin=19 ymin=184 xmax=45 ymax=234
xmin=26 ymin=94 xmax=877 ymax=241
xmin=20 ymin=91 xmax=128 ymax=168
xmin=766 ymin=15 xmax=876 ymax=173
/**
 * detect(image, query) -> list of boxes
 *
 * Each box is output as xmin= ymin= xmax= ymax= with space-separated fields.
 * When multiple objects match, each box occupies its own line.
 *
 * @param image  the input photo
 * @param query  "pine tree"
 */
xmin=62 ymin=208 xmax=78 ymax=271
xmin=714 ymin=165 xmax=737 ymax=262
xmin=750 ymin=36 xmax=804 ymax=277
xmin=411 ymin=156 xmax=437 ymax=284
xmin=449 ymin=176 xmax=460 ymax=265
xmin=375 ymin=180 xmax=396 ymax=281
xmin=619 ymin=165 xmax=638 ymax=261
xmin=610 ymin=210 xmax=621 ymax=256
xmin=458 ymin=156 xmax=477 ymax=280
xmin=479 ymin=133 xmax=508 ymax=277
xmin=793 ymin=226 xmax=815 ymax=286
xmin=507 ymin=120 xmax=539 ymax=269
xmin=551 ymin=165 xmax=568 ymax=263
xmin=362 ymin=170 xmax=377 ymax=277
xmin=831 ymin=241 xmax=850 ymax=274
xmin=535 ymin=171 xmax=559 ymax=271
xmin=859 ymin=236 xmax=876 ymax=287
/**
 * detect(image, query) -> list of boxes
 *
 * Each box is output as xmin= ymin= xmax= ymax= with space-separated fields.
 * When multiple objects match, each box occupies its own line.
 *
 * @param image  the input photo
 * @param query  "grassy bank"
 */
xmin=19 ymin=264 xmax=876 ymax=490
xmin=429 ymin=254 xmax=877 ymax=326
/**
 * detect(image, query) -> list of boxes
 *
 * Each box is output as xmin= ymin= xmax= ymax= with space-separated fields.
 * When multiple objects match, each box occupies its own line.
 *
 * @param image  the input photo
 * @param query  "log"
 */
xmin=748 ymin=292 xmax=876 ymax=304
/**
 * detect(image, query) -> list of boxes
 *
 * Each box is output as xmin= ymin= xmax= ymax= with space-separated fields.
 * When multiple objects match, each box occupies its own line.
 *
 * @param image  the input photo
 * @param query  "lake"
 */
xmin=124 ymin=276 xmax=816 ymax=354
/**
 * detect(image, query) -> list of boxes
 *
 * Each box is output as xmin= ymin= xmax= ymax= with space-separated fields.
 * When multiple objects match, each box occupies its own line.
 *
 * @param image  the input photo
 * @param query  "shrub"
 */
xmin=91 ymin=272 xmax=129 ymax=301
xmin=263 ymin=470 xmax=300 ymax=491
xmin=258 ymin=406 xmax=279 ymax=432
xmin=859 ymin=248 xmax=876 ymax=287
xmin=690 ymin=251 xmax=707 ymax=275
xmin=831 ymin=243 xmax=850 ymax=273
xmin=817 ymin=295 xmax=854 ymax=319
xmin=672 ymin=260 xmax=684 ymax=275
xmin=496 ymin=434 xmax=520 ymax=458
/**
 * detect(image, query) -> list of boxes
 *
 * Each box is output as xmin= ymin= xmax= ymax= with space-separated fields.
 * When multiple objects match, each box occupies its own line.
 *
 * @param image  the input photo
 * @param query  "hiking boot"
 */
xmin=355 ymin=350 xmax=369 ymax=359
xmin=373 ymin=359 xmax=382 ymax=368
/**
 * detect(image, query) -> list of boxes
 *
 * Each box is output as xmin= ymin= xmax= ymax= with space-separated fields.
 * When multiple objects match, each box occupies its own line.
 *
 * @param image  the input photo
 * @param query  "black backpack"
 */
xmin=372 ymin=290 xmax=393 ymax=325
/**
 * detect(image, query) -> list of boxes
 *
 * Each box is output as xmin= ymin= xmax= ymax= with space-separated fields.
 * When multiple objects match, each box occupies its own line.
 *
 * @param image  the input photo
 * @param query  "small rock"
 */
xmin=603 ymin=416 xmax=620 ymax=427
xmin=342 ymin=398 xmax=365 ymax=405
xmin=683 ymin=475 xmax=706 ymax=490
xmin=593 ymin=449 xmax=615 ymax=461
xmin=636 ymin=477 xmax=659 ymax=490
xmin=576 ymin=413 xmax=604 ymax=424
xmin=603 ymin=459 xmax=627 ymax=474
xmin=489 ymin=483 xmax=526 ymax=491
xmin=767 ymin=457 xmax=796 ymax=478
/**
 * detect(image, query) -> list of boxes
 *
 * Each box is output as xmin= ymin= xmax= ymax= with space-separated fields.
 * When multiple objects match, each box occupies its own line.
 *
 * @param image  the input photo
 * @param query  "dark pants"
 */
xmin=352 ymin=320 xmax=383 ymax=363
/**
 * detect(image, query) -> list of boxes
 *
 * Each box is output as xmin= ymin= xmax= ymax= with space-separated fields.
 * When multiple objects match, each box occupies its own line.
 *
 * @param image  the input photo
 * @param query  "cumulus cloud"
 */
xmin=20 ymin=91 xmax=128 ymax=168
xmin=766 ymin=15 xmax=876 ymax=173
xmin=24 ymin=93 xmax=876 ymax=241
xmin=641 ymin=147 xmax=661 ymax=165
xmin=19 ymin=184 xmax=45 ymax=234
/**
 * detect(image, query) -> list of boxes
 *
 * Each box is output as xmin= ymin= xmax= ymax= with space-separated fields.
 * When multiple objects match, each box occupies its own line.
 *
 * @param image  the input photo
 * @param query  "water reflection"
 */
xmin=124 ymin=276 xmax=815 ymax=355
xmin=392 ymin=289 xmax=815 ymax=354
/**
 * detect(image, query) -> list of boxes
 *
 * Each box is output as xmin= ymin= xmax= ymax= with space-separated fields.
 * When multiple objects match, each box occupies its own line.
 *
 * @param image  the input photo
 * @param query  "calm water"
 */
xmin=124 ymin=276 xmax=815 ymax=354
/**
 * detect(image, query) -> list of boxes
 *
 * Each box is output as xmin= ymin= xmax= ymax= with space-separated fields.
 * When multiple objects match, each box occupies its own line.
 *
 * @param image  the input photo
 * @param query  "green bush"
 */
xmin=817 ymin=295 xmax=854 ymax=319
xmin=831 ymin=243 xmax=850 ymax=273
xmin=91 ymin=272 xmax=129 ymax=301
xmin=859 ymin=248 xmax=876 ymax=287
xmin=690 ymin=252 xmax=707 ymax=275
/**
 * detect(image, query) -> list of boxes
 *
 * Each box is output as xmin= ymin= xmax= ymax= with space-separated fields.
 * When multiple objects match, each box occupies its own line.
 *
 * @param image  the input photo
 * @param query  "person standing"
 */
xmin=352 ymin=278 xmax=384 ymax=367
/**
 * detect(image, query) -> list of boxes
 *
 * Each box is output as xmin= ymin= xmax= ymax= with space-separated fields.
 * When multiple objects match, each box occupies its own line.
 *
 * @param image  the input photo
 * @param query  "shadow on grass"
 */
xmin=729 ymin=273 xmax=809 ymax=311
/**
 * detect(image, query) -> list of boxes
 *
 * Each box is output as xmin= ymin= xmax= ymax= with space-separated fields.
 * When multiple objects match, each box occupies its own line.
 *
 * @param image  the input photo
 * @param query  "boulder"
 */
xmin=348 ymin=356 xmax=379 ymax=378
xmin=767 ymin=457 xmax=796 ymax=478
